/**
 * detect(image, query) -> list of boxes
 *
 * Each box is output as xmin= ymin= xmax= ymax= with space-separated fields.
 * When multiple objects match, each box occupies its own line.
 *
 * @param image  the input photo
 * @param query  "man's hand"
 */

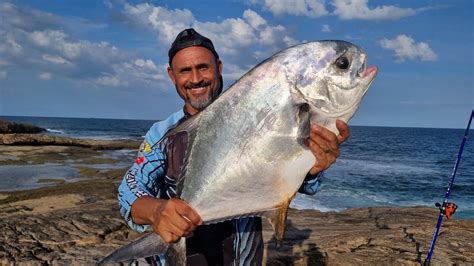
xmin=131 ymin=196 xmax=202 ymax=244
xmin=151 ymin=198 xmax=202 ymax=243
xmin=307 ymin=119 xmax=350 ymax=175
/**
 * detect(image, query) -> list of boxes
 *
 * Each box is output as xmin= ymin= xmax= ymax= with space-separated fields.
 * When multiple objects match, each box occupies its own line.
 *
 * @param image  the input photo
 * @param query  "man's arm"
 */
xmin=118 ymin=147 xmax=165 ymax=232
xmin=118 ymin=144 xmax=202 ymax=243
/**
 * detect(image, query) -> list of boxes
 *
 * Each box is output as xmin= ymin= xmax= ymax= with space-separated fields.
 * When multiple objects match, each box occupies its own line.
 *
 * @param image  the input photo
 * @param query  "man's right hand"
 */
xmin=131 ymin=196 xmax=202 ymax=243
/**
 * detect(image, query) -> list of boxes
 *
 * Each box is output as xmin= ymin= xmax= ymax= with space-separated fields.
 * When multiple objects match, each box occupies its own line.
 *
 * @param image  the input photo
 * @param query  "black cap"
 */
xmin=168 ymin=28 xmax=219 ymax=66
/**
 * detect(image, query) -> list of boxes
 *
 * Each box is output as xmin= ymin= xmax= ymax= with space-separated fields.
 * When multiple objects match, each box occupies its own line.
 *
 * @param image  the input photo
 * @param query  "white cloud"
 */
xmin=123 ymin=4 xmax=195 ymax=44
xmin=1 ymin=2 xmax=298 ymax=92
xmin=122 ymin=4 xmax=297 ymax=61
xmin=243 ymin=9 xmax=266 ymax=29
xmin=332 ymin=0 xmax=418 ymax=20
xmin=0 ymin=3 xmax=165 ymax=89
xmin=124 ymin=4 xmax=294 ymax=52
xmin=30 ymin=30 xmax=82 ymax=59
xmin=322 ymin=24 xmax=331 ymax=32
xmin=250 ymin=0 xmax=328 ymax=17
xmin=379 ymin=35 xmax=437 ymax=62
xmin=42 ymin=54 xmax=72 ymax=65
xmin=194 ymin=17 xmax=256 ymax=55
xmin=134 ymin=59 xmax=157 ymax=70
xmin=0 ymin=34 xmax=23 ymax=55
xmin=96 ymin=75 xmax=122 ymax=87
xmin=39 ymin=72 xmax=51 ymax=80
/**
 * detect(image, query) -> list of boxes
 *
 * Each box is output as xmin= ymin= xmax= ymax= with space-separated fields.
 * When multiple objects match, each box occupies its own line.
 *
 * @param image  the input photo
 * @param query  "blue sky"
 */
xmin=0 ymin=0 xmax=472 ymax=128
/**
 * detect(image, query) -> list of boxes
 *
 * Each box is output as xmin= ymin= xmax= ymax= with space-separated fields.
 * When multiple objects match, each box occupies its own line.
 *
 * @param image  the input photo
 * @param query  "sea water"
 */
xmin=1 ymin=116 xmax=473 ymax=219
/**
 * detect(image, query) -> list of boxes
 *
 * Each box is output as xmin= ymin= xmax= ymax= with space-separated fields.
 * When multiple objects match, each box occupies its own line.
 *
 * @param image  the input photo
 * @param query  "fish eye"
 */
xmin=335 ymin=56 xmax=350 ymax=70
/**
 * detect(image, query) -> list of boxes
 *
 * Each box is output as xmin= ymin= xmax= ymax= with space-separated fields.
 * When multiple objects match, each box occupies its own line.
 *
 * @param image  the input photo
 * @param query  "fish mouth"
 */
xmin=360 ymin=65 xmax=378 ymax=78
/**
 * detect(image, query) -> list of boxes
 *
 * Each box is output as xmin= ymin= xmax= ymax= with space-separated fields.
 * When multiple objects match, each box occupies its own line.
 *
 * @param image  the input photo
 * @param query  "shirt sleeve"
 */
xmin=298 ymin=171 xmax=324 ymax=195
xmin=117 ymin=143 xmax=166 ymax=232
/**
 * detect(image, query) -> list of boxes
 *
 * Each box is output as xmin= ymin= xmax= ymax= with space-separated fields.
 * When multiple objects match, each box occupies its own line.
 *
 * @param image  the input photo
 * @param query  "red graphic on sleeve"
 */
xmin=135 ymin=156 xmax=145 ymax=165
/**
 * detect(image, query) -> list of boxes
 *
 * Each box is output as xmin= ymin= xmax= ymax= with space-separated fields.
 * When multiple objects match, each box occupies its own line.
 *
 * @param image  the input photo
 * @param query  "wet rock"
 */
xmin=2 ymin=195 xmax=472 ymax=265
xmin=0 ymin=120 xmax=45 ymax=134
xmin=0 ymin=144 xmax=472 ymax=265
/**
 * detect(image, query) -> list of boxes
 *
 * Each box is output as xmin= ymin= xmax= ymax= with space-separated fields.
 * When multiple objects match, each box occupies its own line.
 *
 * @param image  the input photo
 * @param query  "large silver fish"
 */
xmin=100 ymin=40 xmax=377 ymax=264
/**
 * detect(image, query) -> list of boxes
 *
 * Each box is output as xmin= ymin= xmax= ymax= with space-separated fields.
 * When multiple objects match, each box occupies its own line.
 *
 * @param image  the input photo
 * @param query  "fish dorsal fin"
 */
xmin=264 ymin=198 xmax=292 ymax=248
xmin=159 ymin=112 xmax=202 ymax=197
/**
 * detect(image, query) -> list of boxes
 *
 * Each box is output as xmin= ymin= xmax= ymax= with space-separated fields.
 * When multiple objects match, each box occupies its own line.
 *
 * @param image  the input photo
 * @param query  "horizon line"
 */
xmin=1 ymin=114 xmax=470 ymax=130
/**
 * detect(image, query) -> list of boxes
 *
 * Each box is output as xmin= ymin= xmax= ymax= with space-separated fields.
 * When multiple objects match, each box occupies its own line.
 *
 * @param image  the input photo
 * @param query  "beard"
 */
xmin=184 ymin=80 xmax=221 ymax=111
xmin=189 ymin=95 xmax=213 ymax=111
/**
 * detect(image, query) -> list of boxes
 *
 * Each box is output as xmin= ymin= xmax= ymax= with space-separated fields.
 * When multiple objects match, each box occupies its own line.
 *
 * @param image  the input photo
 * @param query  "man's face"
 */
xmin=167 ymin=46 xmax=223 ymax=115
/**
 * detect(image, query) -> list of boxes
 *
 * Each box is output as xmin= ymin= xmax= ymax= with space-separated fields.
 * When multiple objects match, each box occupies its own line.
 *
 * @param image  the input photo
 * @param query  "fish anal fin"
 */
xmin=265 ymin=199 xmax=292 ymax=248
xmin=98 ymin=233 xmax=169 ymax=264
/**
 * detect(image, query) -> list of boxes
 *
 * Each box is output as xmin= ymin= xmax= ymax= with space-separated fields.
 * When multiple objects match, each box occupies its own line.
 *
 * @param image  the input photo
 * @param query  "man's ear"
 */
xmin=167 ymin=66 xmax=176 ymax=85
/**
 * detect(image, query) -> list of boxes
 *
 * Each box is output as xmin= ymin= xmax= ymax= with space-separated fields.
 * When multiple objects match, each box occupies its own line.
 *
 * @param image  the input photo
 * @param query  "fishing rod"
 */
xmin=424 ymin=110 xmax=473 ymax=265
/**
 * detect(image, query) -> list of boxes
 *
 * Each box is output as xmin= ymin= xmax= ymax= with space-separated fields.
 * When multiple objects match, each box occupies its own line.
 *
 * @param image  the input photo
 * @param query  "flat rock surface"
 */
xmin=0 ymin=134 xmax=140 ymax=149
xmin=264 ymin=208 xmax=473 ymax=265
xmin=0 ymin=145 xmax=472 ymax=265
xmin=1 ymin=184 xmax=472 ymax=265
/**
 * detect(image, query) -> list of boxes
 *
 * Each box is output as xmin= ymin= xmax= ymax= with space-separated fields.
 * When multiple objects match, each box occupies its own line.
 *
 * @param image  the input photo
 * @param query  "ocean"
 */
xmin=1 ymin=116 xmax=473 ymax=219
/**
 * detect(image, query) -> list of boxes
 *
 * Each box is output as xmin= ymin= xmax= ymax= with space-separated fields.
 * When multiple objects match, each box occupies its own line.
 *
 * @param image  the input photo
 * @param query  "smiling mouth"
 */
xmin=188 ymin=86 xmax=208 ymax=91
xmin=187 ymin=86 xmax=211 ymax=97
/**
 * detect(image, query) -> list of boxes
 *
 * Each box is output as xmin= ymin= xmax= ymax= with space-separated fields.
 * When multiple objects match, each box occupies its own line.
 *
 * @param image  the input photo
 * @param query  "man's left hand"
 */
xmin=307 ymin=119 xmax=350 ymax=175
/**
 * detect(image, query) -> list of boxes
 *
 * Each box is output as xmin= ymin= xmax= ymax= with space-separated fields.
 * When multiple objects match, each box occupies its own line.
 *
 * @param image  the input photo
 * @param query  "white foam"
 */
xmin=46 ymin=128 xmax=64 ymax=134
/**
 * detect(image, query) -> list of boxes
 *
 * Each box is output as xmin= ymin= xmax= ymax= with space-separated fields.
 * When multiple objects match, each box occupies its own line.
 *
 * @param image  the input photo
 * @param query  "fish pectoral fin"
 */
xmin=296 ymin=103 xmax=311 ymax=146
xmin=264 ymin=200 xmax=291 ymax=248
xmin=98 ymin=232 xmax=169 ymax=264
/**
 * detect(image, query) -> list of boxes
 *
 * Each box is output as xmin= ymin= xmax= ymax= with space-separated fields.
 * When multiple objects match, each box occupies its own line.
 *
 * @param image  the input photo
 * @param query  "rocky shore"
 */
xmin=0 ymin=139 xmax=473 ymax=265
xmin=0 ymin=120 xmax=46 ymax=134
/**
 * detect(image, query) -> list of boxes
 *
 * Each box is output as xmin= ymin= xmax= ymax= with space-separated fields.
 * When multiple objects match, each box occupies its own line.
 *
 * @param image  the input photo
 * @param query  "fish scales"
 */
xmin=100 ymin=40 xmax=378 ymax=264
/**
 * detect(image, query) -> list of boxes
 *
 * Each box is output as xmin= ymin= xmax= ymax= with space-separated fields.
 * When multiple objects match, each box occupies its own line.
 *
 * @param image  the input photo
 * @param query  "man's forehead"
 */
xmin=171 ymin=46 xmax=216 ymax=67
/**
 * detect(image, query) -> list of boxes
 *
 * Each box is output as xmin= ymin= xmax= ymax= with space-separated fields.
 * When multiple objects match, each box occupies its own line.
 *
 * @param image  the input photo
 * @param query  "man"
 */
xmin=118 ymin=28 xmax=349 ymax=265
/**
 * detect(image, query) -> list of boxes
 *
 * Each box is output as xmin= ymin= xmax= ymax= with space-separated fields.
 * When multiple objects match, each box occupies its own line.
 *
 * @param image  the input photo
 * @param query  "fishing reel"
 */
xmin=435 ymin=202 xmax=458 ymax=219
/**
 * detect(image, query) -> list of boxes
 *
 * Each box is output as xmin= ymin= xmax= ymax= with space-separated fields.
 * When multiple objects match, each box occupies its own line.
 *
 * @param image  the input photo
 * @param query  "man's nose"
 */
xmin=191 ymin=69 xmax=203 ymax=84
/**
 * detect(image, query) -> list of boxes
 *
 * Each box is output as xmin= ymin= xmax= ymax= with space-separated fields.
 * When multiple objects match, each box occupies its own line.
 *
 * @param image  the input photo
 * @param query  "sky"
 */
xmin=0 ymin=0 xmax=472 ymax=128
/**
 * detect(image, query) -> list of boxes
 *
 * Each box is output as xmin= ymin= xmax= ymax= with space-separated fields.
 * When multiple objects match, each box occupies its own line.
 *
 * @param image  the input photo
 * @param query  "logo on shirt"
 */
xmin=134 ymin=156 xmax=145 ymax=165
xmin=143 ymin=142 xmax=152 ymax=153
